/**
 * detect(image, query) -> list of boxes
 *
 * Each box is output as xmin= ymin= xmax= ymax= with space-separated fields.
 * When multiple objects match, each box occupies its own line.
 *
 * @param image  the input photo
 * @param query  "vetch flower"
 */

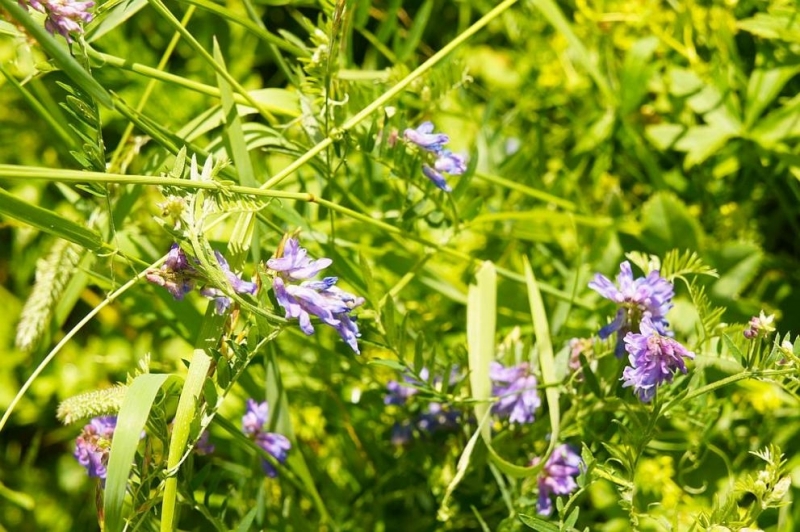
xmin=147 ymin=244 xmax=257 ymax=314
xmin=74 ymin=416 xmax=117 ymax=481
xmin=241 ymin=399 xmax=291 ymax=478
xmin=404 ymin=121 xmax=468 ymax=192
xmin=589 ymin=261 xmax=674 ymax=356
xmin=194 ymin=429 xmax=215 ymax=456
xmin=744 ymin=311 xmax=776 ymax=340
xmin=26 ymin=0 xmax=94 ymax=42
xmin=490 ymin=362 xmax=541 ymax=425
xmin=266 ymin=237 xmax=332 ymax=281
xmin=403 ymin=121 xmax=449 ymax=153
xmin=384 ymin=368 xmax=428 ymax=406
xmin=422 ymin=165 xmax=452 ymax=192
xmin=531 ymin=444 xmax=583 ymax=516
xmin=416 ymin=402 xmax=461 ymax=433
xmin=269 ymin=238 xmax=365 ymax=353
xmin=621 ymin=316 xmax=695 ymax=402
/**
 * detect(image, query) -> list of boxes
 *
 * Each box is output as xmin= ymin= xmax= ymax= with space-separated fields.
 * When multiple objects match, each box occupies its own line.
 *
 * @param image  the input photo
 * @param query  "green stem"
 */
xmin=109 ymin=7 xmax=196 ymax=171
xmin=145 ymin=0 xmax=278 ymax=123
xmin=260 ymin=0 xmax=520 ymax=190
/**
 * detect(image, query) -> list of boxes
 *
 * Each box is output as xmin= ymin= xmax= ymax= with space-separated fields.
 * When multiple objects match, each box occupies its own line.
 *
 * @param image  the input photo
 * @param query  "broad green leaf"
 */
xmin=737 ymin=9 xmax=800 ymax=43
xmin=519 ymin=513 xmax=560 ymax=532
xmin=645 ymin=124 xmax=685 ymax=150
xmin=467 ymin=261 xmax=496 ymax=443
xmin=711 ymin=243 xmax=763 ymax=300
xmin=640 ymin=192 xmax=704 ymax=254
xmin=674 ymin=125 xmax=737 ymax=168
xmin=745 ymin=66 xmax=800 ymax=127
xmin=574 ymin=109 xmax=615 ymax=154
xmin=750 ymin=94 xmax=800 ymax=148
xmin=0 ymin=187 xmax=104 ymax=252
xmin=619 ymin=36 xmax=659 ymax=114
xmin=105 ymin=373 xmax=176 ymax=532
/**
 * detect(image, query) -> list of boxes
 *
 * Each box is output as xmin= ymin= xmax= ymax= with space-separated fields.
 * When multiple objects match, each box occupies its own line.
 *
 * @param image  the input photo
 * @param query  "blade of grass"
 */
xmin=0 ymin=187 xmax=104 ymax=252
xmin=523 ymin=256 xmax=561 ymax=459
xmin=161 ymin=349 xmax=213 ymax=532
xmin=105 ymin=373 xmax=177 ymax=532
xmin=467 ymin=261 xmax=496 ymax=443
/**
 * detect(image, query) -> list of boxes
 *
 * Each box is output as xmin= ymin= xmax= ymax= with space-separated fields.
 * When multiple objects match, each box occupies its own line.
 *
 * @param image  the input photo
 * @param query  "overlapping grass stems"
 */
xmin=1 ymin=0 xmax=800 ymax=530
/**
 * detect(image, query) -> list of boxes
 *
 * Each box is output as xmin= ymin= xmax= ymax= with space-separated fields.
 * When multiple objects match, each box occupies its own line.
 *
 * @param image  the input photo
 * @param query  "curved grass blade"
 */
xmin=105 ymin=373 xmax=177 ymax=532
xmin=523 ymin=256 xmax=561 ymax=460
xmin=467 ymin=261 xmax=495 ymax=443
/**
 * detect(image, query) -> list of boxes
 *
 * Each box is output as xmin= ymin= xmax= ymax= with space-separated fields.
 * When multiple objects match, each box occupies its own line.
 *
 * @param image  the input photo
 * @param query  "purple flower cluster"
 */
xmin=621 ymin=317 xmax=695 ymax=402
xmin=531 ymin=444 xmax=582 ymax=516
xmin=241 ymin=399 xmax=291 ymax=477
xmin=384 ymin=367 xmax=462 ymax=445
xmin=404 ymin=121 xmax=467 ymax=192
xmin=268 ymin=237 xmax=365 ymax=354
xmin=589 ymin=261 xmax=674 ymax=357
xmin=74 ymin=416 xmax=116 ymax=481
xmin=490 ymin=361 xmax=541 ymax=425
xmin=145 ymin=243 xmax=257 ymax=314
xmin=23 ymin=0 xmax=94 ymax=42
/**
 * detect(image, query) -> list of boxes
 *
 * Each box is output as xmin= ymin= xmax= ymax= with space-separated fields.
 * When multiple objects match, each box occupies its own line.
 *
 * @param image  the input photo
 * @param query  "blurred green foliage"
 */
xmin=1 ymin=0 xmax=800 ymax=530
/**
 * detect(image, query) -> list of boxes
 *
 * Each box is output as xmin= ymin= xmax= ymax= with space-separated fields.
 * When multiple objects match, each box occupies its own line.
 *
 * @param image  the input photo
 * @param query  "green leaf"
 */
xmin=0 ymin=187 xmax=104 ymax=252
xmin=467 ymin=261 xmax=496 ymax=443
xmin=644 ymin=124 xmax=685 ymax=150
xmin=737 ymin=8 xmax=800 ymax=43
xmin=86 ymin=0 xmax=148 ymax=42
xmin=396 ymin=0 xmax=433 ymax=62
xmin=640 ymin=192 xmax=704 ymax=254
xmin=619 ymin=36 xmax=659 ymax=114
xmin=518 ymin=513 xmax=560 ymax=531
xmin=749 ymin=94 xmax=800 ymax=149
xmin=674 ymin=125 xmax=738 ymax=168
xmin=105 ymin=373 xmax=176 ymax=532
xmin=745 ymin=66 xmax=800 ymax=127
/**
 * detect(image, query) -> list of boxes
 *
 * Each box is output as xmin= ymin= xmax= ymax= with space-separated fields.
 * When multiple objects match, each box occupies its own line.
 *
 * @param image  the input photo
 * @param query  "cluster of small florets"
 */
xmin=530 ymin=444 xmax=583 ymax=516
xmin=20 ymin=0 xmax=94 ymax=42
xmin=590 ymin=261 xmax=694 ymax=402
xmin=267 ymin=236 xmax=365 ymax=353
xmin=743 ymin=311 xmax=776 ymax=340
xmin=490 ymin=361 xmax=541 ymax=425
xmin=145 ymin=243 xmax=258 ymax=315
xmin=403 ymin=121 xmax=467 ymax=192
xmin=384 ymin=367 xmax=462 ymax=445
xmin=241 ymin=399 xmax=291 ymax=477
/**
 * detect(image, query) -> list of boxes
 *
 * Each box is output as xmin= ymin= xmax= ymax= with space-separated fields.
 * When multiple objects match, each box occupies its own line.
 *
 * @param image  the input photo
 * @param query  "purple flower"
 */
xmin=621 ymin=317 xmax=695 ymax=402
xmin=434 ymin=150 xmax=467 ymax=175
xmin=403 ymin=121 xmax=449 ymax=153
xmin=416 ymin=402 xmax=461 ymax=433
xmin=589 ymin=261 xmax=674 ymax=356
xmin=531 ymin=444 xmax=582 ymax=516
xmin=273 ymin=276 xmax=365 ymax=353
xmin=384 ymin=368 xmax=429 ymax=406
xmin=146 ymin=244 xmax=196 ymax=300
xmin=490 ymin=362 xmax=541 ymax=425
xmin=25 ymin=0 xmax=95 ymax=42
xmin=422 ymin=165 xmax=452 ymax=192
xmin=266 ymin=237 xmax=333 ymax=281
xmin=241 ymin=400 xmax=291 ymax=477
xmin=199 ymin=251 xmax=258 ymax=313
xmin=74 ymin=416 xmax=117 ymax=481
xmin=242 ymin=398 xmax=269 ymax=436
xmin=390 ymin=421 xmax=414 ymax=446
xmin=194 ymin=429 xmax=215 ymax=456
